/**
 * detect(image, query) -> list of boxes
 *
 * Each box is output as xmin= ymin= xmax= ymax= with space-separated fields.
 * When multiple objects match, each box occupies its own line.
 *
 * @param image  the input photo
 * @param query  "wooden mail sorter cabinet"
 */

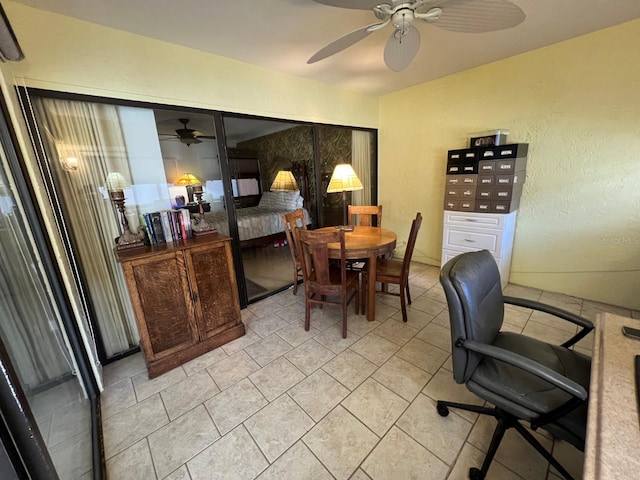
xmin=116 ymin=235 xmax=245 ymax=378
xmin=442 ymin=143 xmax=529 ymax=287
xmin=444 ymin=143 xmax=528 ymax=214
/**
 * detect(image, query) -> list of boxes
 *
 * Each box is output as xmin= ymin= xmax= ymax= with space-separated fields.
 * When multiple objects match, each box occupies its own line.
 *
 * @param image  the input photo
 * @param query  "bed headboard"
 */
xmin=290 ymin=160 xmax=310 ymax=208
xmin=228 ymin=149 xmax=262 ymax=208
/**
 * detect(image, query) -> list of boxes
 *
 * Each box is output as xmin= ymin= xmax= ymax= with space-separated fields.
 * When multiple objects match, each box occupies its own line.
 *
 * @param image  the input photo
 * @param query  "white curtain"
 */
xmin=351 ymin=130 xmax=371 ymax=206
xmin=0 ymin=177 xmax=73 ymax=389
xmin=31 ymin=98 xmax=140 ymax=357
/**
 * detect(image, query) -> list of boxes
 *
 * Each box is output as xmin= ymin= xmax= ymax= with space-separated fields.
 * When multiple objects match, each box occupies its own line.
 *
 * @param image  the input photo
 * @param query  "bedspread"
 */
xmin=202 ymin=206 xmax=311 ymax=242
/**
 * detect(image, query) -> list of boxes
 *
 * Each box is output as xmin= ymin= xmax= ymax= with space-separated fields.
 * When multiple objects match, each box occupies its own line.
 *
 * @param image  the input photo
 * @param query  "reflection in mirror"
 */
xmin=223 ymin=114 xmax=315 ymax=301
xmin=318 ymin=126 xmax=375 ymax=227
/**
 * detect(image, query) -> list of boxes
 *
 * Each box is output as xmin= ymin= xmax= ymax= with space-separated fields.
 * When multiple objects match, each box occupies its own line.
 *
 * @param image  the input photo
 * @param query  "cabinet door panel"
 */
xmin=127 ymin=252 xmax=198 ymax=360
xmin=188 ymin=242 xmax=240 ymax=339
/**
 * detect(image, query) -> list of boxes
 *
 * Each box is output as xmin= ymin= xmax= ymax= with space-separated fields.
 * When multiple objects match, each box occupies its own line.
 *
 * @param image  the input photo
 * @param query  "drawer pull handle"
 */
xmin=465 ymin=219 xmax=477 ymax=222
xmin=464 ymin=239 xmax=476 ymax=243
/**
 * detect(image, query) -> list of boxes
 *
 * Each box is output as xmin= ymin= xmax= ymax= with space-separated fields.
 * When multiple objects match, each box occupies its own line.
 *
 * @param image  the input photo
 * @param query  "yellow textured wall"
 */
xmin=379 ymin=19 xmax=640 ymax=310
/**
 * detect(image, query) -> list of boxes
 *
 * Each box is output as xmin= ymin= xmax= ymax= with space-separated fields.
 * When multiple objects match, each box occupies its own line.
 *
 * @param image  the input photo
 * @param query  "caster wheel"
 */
xmin=436 ymin=402 xmax=449 ymax=417
xmin=469 ymin=467 xmax=484 ymax=480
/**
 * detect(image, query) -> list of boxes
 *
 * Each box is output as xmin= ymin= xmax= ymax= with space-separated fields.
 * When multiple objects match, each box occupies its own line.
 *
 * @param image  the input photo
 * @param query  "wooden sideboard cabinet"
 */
xmin=116 ymin=235 xmax=244 ymax=378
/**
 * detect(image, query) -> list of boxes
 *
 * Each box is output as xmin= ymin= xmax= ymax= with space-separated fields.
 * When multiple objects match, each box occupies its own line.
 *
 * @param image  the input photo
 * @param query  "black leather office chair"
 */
xmin=438 ymin=250 xmax=593 ymax=480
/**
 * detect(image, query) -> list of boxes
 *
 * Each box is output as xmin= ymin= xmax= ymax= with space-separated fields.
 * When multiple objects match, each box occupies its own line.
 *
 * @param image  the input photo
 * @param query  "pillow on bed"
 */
xmin=259 ymin=190 xmax=301 ymax=210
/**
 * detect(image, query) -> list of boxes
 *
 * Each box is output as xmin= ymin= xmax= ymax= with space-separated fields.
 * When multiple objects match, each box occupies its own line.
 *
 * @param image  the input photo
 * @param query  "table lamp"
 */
xmin=105 ymin=172 xmax=145 ymax=250
xmin=191 ymin=183 xmax=216 ymax=236
xmin=175 ymin=173 xmax=201 ymax=204
xmin=270 ymin=170 xmax=298 ymax=192
xmin=326 ymin=163 xmax=363 ymax=225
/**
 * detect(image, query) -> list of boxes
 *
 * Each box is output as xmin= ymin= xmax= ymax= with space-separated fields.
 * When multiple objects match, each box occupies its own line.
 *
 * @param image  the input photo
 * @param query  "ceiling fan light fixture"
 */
xmin=310 ymin=0 xmax=526 ymax=71
xmin=391 ymin=8 xmax=414 ymax=32
xmin=384 ymin=25 xmax=420 ymax=72
xmin=180 ymin=136 xmax=201 ymax=146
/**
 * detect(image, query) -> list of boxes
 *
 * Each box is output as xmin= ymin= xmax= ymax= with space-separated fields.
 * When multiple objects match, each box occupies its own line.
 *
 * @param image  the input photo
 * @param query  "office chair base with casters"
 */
xmin=436 ymin=401 xmax=578 ymax=480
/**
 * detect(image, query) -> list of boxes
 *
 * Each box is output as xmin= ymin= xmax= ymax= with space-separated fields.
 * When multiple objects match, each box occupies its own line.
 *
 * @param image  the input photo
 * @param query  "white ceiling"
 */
xmin=11 ymin=0 xmax=640 ymax=95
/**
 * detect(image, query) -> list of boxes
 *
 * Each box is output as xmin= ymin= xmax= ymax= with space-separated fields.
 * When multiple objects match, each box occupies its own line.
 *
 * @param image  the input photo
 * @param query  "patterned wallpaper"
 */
xmin=238 ymin=125 xmax=354 ymax=225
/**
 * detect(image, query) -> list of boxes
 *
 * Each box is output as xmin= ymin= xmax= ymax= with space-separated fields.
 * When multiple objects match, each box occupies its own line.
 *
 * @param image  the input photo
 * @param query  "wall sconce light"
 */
xmin=270 ymin=170 xmax=298 ymax=192
xmin=62 ymin=156 xmax=79 ymax=171
xmin=326 ymin=163 xmax=363 ymax=226
xmin=105 ymin=172 xmax=145 ymax=250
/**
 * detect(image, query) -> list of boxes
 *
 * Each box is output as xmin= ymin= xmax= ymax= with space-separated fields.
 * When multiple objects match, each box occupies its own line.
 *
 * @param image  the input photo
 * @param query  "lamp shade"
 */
xmin=326 ymin=164 xmax=363 ymax=193
xmin=105 ymin=172 xmax=128 ymax=192
xmin=270 ymin=170 xmax=298 ymax=192
xmin=175 ymin=173 xmax=201 ymax=186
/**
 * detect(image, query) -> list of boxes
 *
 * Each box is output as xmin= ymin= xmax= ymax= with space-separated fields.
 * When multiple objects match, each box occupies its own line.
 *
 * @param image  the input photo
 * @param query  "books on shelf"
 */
xmin=140 ymin=209 xmax=194 ymax=244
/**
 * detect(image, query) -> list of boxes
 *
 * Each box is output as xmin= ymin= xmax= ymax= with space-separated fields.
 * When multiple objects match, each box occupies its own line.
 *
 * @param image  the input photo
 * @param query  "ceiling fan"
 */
xmin=160 ymin=118 xmax=216 ymax=146
xmin=308 ymin=0 xmax=526 ymax=72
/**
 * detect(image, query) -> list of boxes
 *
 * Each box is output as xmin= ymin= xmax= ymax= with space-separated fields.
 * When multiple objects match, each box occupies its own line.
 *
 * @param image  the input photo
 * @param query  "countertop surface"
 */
xmin=583 ymin=312 xmax=640 ymax=479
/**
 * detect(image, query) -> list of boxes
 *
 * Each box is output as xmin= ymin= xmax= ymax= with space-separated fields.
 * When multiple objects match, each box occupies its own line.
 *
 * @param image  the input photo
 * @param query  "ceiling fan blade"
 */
xmin=308 ymin=24 xmax=378 ymax=64
xmin=311 ymin=0 xmax=384 ymax=10
xmin=195 ymin=135 xmax=216 ymax=139
xmin=430 ymin=0 xmax=525 ymax=33
xmin=384 ymin=26 xmax=421 ymax=72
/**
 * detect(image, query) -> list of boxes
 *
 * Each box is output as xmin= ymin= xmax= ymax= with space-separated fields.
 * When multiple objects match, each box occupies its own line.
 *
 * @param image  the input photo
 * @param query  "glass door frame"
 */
xmin=1 ymin=90 xmax=104 ymax=478
xmin=15 ymin=88 xmax=378 ymax=311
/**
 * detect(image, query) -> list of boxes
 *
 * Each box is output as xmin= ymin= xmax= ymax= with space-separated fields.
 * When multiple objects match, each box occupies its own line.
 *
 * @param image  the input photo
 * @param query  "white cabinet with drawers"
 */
xmin=441 ymin=210 xmax=517 ymax=288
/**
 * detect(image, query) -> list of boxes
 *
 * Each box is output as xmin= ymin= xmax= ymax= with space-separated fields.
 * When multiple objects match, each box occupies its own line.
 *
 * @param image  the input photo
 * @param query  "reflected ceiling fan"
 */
xmin=160 ymin=118 xmax=216 ymax=146
xmin=308 ymin=0 xmax=526 ymax=71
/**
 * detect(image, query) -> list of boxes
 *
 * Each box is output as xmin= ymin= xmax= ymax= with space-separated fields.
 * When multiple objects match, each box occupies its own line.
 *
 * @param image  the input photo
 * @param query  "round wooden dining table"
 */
xmin=316 ymin=226 xmax=397 ymax=321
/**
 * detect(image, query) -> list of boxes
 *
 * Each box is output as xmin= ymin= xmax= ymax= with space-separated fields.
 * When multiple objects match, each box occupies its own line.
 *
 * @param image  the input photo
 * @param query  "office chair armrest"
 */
xmin=462 ymin=338 xmax=588 ymax=401
xmin=503 ymin=296 xmax=593 ymax=330
xmin=503 ymin=296 xmax=593 ymax=348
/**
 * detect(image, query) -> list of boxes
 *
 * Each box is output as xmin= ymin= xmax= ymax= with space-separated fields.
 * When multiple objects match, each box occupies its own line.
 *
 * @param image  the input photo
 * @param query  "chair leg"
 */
xmin=360 ymin=273 xmax=367 ymax=316
xmin=355 ymin=285 xmax=360 ymax=316
xmin=512 ymin=422 xmax=577 ymax=480
xmin=400 ymin=285 xmax=408 ymax=322
xmin=472 ymin=417 xmax=509 ymax=479
xmin=292 ymin=269 xmax=298 ymax=295
xmin=304 ymin=299 xmax=311 ymax=332
xmin=406 ymin=283 xmax=412 ymax=305
xmin=437 ymin=401 xmax=577 ymax=480
xmin=436 ymin=400 xmax=497 ymax=417
xmin=342 ymin=300 xmax=348 ymax=339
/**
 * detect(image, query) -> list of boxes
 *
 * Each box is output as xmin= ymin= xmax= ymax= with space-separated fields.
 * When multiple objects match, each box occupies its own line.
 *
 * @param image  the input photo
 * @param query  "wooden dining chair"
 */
xmin=375 ymin=212 xmax=422 ymax=322
xmin=347 ymin=204 xmax=383 ymax=309
xmin=348 ymin=205 xmax=382 ymax=227
xmin=297 ymin=229 xmax=360 ymax=338
xmin=282 ymin=209 xmax=307 ymax=295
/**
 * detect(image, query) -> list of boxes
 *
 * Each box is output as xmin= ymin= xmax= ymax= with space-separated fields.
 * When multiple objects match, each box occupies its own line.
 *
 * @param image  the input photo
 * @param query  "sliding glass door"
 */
xmin=22 ymin=89 xmax=378 ymax=332
xmin=26 ymin=95 xmax=229 ymax=361
xmin=1 ymin=96 xmax=100 ymax=478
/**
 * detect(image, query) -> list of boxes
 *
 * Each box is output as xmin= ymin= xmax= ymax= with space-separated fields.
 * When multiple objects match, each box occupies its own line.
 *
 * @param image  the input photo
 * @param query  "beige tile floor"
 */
xmin=101 ymin=263 xmax=640 ymax=480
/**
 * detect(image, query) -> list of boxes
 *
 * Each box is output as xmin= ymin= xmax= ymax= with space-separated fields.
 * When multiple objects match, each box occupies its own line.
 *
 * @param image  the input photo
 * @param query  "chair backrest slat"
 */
xmin=401 ymin=213 xmax=423 ymax=281
xmin=282 ymin=209 xmax=307 ymax=265
xmin=298 ymin=229 xmax=346 ymax=292
xmin=348 ymin=205 xmax=382 ymax=227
